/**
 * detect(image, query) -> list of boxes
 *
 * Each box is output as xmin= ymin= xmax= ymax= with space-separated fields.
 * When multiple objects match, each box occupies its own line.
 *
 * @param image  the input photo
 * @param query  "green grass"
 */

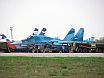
xmin=0 ymin=57 xmax=104 ymax=78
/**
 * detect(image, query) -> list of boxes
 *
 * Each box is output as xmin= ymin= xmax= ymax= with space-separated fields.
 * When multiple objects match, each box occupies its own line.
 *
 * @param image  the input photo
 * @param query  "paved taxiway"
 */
xmin=0 ymin=53 xmax=104 ymax=57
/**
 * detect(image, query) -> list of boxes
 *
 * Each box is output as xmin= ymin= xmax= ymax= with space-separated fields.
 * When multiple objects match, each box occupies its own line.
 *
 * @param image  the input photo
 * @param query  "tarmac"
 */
xmin=0 ymin=53 xmax=104 ymax=57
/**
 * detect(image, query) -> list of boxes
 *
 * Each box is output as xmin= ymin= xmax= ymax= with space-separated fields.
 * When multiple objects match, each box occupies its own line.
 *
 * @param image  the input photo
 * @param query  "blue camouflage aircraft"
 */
xmin=12 ymin=27 xmax=75 ymax=51
xmin=22 ymin=28 xmax=75 ymax=45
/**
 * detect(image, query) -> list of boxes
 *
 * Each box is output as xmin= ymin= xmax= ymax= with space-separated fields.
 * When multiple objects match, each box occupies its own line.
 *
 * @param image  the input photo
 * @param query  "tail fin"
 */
xmin=73 ymin=28 xmax=84 ymax=41
xmin=63 ymin=28 xmax=75 ymax=41
xmin=0 ymin=34 xmax=7 ymax=39
xmin=39 ymin=28 xmax=47 ymax=36
xmin=32 ymin=28 xmax=39 ymax=35
xmin=0 ymin=34 xmax=10 ymax=42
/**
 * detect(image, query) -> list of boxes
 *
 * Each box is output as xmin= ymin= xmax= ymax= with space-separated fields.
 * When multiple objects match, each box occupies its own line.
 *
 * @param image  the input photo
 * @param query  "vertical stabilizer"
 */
xmin=74 ymin=28 xmax=84 ymax=41
xmin=39 ymin=28 xmax=47 ymax=36
xmin=0 ymin=34 xmax=10 ymax=42
xmin=64 ymin=28 xmax=75 ymax=41
xmin=32 ymin=28 xmax=39 ymax=35
xmin=0 ymin=34 xmax=7 ymax=39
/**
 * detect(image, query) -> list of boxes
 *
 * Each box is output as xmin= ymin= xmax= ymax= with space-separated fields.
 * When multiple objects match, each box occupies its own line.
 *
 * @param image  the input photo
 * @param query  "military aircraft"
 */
xmin=0 ymin=34 xmax=16 ymax=52
xmin=12 ymin=28 xmax=75 ymax=52
xmin=21 ymin=28 xmax=75 ymax=45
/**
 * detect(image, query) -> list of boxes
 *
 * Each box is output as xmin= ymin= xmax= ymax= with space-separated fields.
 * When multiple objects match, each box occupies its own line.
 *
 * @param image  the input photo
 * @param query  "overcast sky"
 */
xmin=0 ymin=0 xmax=104 ymax=40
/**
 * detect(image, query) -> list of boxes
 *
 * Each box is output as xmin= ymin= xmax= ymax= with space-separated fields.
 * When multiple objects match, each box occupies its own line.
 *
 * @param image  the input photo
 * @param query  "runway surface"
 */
xmin=0 ymin=53 xmax=104 ymax=57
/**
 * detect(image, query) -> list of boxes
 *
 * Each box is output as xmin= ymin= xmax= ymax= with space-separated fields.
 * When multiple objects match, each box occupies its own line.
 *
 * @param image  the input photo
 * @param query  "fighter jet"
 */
xmin=19 ymin=28 xmax=76 ymax=52
xmin=12 ymin=27 xmax=75 ymax=51
xmin=0 ymin=34 xmax=16 ymax=52
xmin=22 ymin=28 xmax=75 ymax=45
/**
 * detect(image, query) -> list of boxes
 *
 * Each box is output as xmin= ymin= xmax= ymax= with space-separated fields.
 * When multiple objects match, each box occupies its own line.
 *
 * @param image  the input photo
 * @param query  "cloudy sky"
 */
xmin=0 ymin=0 xmax=104 ymax=40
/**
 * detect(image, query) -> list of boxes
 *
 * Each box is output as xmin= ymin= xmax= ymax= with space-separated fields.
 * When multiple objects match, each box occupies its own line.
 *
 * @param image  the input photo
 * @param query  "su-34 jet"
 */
xmin=22 ymin=28 xmax=75 ymax=45
xmin=12 ymin=28 xmax=75 ymax=52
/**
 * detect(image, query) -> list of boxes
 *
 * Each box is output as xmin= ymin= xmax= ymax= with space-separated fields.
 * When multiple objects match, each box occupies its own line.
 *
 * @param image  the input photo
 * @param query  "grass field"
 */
xmin=0 ymin=57 xmax=104 ymax=78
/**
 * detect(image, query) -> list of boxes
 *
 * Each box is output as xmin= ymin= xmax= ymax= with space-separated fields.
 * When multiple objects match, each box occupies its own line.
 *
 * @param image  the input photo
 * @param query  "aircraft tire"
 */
xmin=77 ymin=48 xmax=82 ymax=53
xmin=83 ymin=49 xmax=88 ymax=53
